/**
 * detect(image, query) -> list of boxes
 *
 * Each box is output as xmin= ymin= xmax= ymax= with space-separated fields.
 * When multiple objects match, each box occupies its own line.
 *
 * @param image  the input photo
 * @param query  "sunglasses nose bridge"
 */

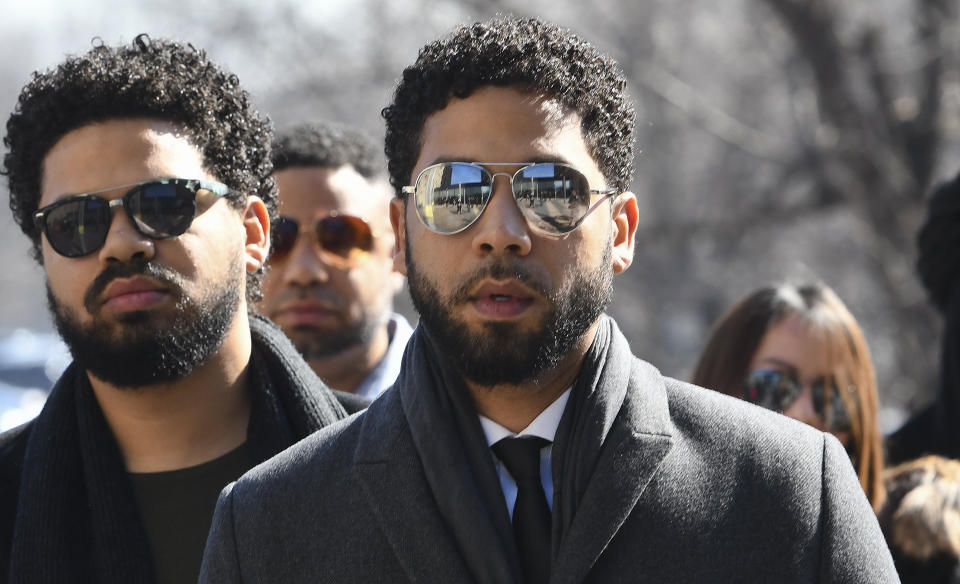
xmin=467 ymin=177 xmax=532 ymax=256
xmin=96 ymin=197 xmax=157 ymax=262
xmin=486 ymin=170 xmax=527 ymax=213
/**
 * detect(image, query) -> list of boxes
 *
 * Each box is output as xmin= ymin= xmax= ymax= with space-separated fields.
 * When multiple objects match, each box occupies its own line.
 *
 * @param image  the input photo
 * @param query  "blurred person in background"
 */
xmin=260 ymin=122 xmax=411 ymax=399
xmin=888 ymin=172 xmax=960 ymax=464
xmin=692 ymin=282 xmax=886 ymax=510
xmin=0 ymin=36 xmax=361 ymax=583
xmin=879 ymin=455 xmax=960 ymax=583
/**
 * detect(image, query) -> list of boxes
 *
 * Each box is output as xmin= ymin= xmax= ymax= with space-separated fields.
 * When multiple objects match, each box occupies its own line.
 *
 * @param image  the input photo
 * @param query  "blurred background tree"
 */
xmin=1 ymin=0 xmax=957 ymax=429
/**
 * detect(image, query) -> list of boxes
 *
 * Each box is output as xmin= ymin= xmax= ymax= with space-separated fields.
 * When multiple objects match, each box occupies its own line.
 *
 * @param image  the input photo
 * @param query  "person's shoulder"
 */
xmin=0 ymin=420 xmax=33 ymax=469
xmin=0 ymin=421 xmax=32 ymax=518
xmin=664 ymin=375 xmax=822 ymax=438
xmin=230 ymin=386 xmax=404 ymax=502
xmin=647 ymin=374 xmax=864 ymax=522
xmin=654 ymin=374 xmax=830 ymax=476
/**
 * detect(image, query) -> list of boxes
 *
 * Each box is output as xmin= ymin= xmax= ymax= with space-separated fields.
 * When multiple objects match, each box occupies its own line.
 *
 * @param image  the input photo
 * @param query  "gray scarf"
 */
xmin=398 ymin=315 xmax=633 ymax=583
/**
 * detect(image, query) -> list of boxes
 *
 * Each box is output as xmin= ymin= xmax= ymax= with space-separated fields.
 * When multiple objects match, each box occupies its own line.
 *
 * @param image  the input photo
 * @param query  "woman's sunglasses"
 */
xmin=742 ymin=369 xmax=855 ymax=432
xmin=270 ymin=214 xmax=375 ymax=268
xmin=33 ymin=178 xmax=229 ymax=258
xmin=401 ymin=162 xmax=617 ymax=235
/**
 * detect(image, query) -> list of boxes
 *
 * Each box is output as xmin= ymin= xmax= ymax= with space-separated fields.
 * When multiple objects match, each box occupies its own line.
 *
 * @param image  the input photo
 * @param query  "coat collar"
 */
xmin=352 ymin=355 xmax=675 ymax=583
xmin=552 ymin=357 xmax=673 ymax=583
xmin=352 ymin=389 xmax=480 ymax=582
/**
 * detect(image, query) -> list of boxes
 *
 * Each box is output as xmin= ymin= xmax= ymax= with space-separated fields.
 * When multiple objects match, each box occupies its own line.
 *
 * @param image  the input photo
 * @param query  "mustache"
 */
xmin=275 ymin=284 xmax=344 ymax=308
xmin=448 ymin=260 xmax=550 ymax=303
xmin=83 ymin=257 xmax=184 ymax=313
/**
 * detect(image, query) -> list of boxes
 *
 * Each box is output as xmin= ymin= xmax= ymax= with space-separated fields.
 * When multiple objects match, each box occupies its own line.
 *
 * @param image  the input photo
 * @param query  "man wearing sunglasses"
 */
xmin=0 ymin=37 xmax=361 ymax=583
xmin=202 ymin=18 xmax=897 ymax=583
xmin=260 ymin=122 xmax=412 ymax=399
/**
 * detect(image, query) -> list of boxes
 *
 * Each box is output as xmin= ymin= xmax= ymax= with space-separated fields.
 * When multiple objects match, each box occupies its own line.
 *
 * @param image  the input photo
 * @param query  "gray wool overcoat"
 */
xmin=199 ymin=357 xmax=899 ymax=583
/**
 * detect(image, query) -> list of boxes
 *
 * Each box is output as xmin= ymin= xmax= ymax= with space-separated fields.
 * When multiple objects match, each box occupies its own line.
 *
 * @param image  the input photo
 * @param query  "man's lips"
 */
xmin=468 ymin=280 xmax=537 ymax=319
xmin=273 ymin=300 xmax=340 ymax=327
xmin=100 ymin=277 xmax=170 ymax=312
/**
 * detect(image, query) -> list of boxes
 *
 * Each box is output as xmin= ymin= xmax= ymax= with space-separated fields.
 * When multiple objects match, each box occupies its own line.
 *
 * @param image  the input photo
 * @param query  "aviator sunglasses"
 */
xmin=270 ymin=213 xmax=375 ymax=268
xmin=742 ymin=369 xmax=855 ymax=432
xmin=401 ymin=162 xmax=618 ymax=235
xmin=34 ymin=178 xmax=229 ymax=258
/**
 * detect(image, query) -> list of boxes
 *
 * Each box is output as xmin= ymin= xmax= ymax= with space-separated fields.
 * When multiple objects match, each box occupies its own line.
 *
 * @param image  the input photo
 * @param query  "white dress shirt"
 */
xmin=354 ymin=314 xmax=413 ymax=400
xmin=478 ymin=388 xmax=571 ymax=518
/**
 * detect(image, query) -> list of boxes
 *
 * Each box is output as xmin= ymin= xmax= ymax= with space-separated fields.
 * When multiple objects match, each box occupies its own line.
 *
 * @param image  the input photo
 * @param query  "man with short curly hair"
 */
xmin=201 ymin=18 xmax=897 ymax=583
xmin=0 ymin=36 xmax=362 ymax=583
xmin=261 ymin=122 xmax=411 ymax=399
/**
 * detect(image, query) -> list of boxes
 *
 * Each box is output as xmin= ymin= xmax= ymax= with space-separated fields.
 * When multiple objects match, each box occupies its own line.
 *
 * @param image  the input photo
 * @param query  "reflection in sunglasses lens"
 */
xmin=46 ymin=198 xmax=111 ymax=257
xmin=36 ymin=179 xmax=225 ymax=258
xmin=271 ymin=217 xmax=300 ymax=257
xmin=270 ymin=215 xmax=373 ymax=262
xmin=317 ymin=216 xmax=372 ymax=257
xmin=743 ymin=369 xmax=855 ymax=432
xmin=411 ymin=162 xmax=604 ymax=236
xmin=130 ymin=183 xmax=196 ymax=238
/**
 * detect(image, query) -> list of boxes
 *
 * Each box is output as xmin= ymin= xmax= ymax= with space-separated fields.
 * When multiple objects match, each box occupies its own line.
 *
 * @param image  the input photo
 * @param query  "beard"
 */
xmin=270 ymin=284 xmax=389 ymax=360
xmin=48 ymin=256 xmax=243 ymax=388
xmin=406 ymin=238 xmax=613 ymax=387
xmin=288 ymin=315 xmax=382 ymax=360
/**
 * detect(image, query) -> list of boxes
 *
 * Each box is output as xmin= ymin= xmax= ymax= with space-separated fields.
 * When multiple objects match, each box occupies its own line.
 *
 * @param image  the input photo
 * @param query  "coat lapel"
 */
xmin=551 ymin=359 xmax=674 ymax=584
xmin=352 ymin=391 xmax=478 ymax=584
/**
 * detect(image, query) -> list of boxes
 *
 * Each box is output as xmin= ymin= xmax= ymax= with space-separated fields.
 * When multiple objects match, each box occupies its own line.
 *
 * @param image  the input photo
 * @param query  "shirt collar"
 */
xmin=354 ymin=313 xmax=414 ymax=400
xmin=478 ymin=388 xmax=572 ymax=447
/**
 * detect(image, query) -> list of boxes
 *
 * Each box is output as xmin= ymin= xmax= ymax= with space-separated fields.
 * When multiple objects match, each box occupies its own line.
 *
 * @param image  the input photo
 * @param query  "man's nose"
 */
xmin=469 ymin=175 xmax=532 ymax=257
xmin=96 ymin=205 xmax=156 ymax=264
xmin=278 ymin=239 xmax=332 ymax=287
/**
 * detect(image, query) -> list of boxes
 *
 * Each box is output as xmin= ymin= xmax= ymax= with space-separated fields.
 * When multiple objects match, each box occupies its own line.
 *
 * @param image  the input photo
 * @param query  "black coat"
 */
xmin=0 ymin=315 xmax=366 ymax=583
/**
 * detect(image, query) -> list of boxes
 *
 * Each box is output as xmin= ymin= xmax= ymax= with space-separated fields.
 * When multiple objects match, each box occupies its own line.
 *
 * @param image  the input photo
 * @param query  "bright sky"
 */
xmin=1 ymin=0 xmax=357 ymax=79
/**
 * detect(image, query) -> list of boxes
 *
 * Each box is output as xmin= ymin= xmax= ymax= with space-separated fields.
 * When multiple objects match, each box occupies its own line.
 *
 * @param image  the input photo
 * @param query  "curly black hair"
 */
xmin=3 ymin=34 xmax=275 ymax=302
xmin=382 ymin=17 xmax=636 ymax=196
xmin=273 ymin=121 xmax=384 ymax=179
xmin=917 ymin=171 xmax=960 ymax=313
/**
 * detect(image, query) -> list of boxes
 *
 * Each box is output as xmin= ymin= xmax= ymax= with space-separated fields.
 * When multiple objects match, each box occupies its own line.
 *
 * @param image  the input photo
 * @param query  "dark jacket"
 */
xmin=200 ymin=346 xmax=898 ymax=583
xmin=0 ymin=315 xmax=367 ymax=583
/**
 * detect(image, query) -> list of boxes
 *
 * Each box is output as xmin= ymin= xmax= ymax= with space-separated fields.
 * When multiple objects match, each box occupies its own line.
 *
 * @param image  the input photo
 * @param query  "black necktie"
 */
xmin=492 ymin=436 xmax=551 ymax=584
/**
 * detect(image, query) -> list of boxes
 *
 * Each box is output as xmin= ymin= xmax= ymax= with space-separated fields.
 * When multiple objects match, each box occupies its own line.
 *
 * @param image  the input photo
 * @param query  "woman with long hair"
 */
xmin=692 ymin=283 xmax=886 ymax=510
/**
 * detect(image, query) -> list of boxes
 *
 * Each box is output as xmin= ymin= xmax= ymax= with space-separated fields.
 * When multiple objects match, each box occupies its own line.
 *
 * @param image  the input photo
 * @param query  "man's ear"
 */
xmin=389 ymin=197 xmax=408 ymax=276
xmin=611 ymin=192 xmax=638 ymax=275
xmin=242 ymin=196 xmax=270 ymax=273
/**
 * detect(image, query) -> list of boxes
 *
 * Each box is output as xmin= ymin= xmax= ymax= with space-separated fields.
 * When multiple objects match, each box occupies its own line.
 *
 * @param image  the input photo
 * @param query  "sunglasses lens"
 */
xmin=36 ymin=179 xmax=222 ymax=258
xmin=812 ymin=382 xmax=854 ymax=432
xmin=316 ymin=215 xmax=373 ymax=258
xmin=127 ymin=182 xmax=197 ymax=238
xmin=43 ymin=198 xmax=112 ymax=258
xmin=271 ymin=217 xmax=299 ymax=258
xmin=513 ymin=163 xmax=591 ymax=233
xmin=414 ymin=163 xmax=492 ymax=234
xmin=743 ymin=370 xmax=801 ymax=412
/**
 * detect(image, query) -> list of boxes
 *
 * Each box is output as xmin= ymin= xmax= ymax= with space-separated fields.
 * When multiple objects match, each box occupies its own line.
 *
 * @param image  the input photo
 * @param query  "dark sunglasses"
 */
xmin=401 ymin=162 xmax=617 ymax=235
xmin=34 ymin=178 xmax=229 ymax=258
xmin=270 ymin=214 xmax=375 ymax=267
xmin=742 ymin=369 xmax=855 ymax=432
